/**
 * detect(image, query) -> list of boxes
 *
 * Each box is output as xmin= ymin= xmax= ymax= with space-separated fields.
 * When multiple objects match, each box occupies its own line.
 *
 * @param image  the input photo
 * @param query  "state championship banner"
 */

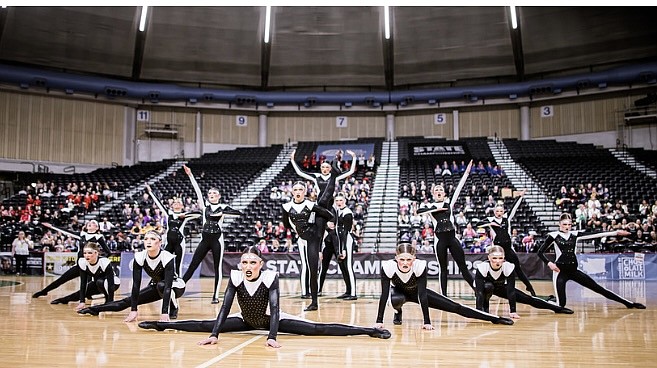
xmin=203 ymin=252 xmax=553 ymax=280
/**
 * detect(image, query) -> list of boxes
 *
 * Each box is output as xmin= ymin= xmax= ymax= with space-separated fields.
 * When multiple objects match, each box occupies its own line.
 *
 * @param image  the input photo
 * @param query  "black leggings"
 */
xmin=391 ymin=286 xmax=502 ymax=323
xmin=435 ymin=231 xmax=475 ymax=295
xmin=318 ymin=233 xmax=352 ymax=295
xmin=553 ymin=264 xmax=633 ymax=308
xmin=38 ymin=265 xmax=80 ymax=294
xmin=497 ymin=241 xmax=534 ymax=292
xmin=14 ymin=254 xmax=29 ymax=274
xmin=476 ymin=282 xmax=564 ymax=313
xmin=87 ymin=281 xmax=185 ymax=313
xmin=54 ymin=279 xmax=120 ymax=304
xmin=298 ymin=235 xmax=322 ymax=305
xmin=165 ymin=229 xmax=184 ymax=276
xmin=149 ymin=317 xmax=381 ymax=337
xmin=182 ymin=232 xmax=224 ymax=300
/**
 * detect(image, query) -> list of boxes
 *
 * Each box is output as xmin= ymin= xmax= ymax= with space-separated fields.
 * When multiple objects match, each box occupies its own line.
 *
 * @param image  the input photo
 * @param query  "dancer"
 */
xmin=50 ymin=242 xmax=120 ymax=308
xmin=78 ymin=231 xmax=185 ymax=321
xmin=138 ymin=246 xmax=390 ymax=348
xmin=536 ymin=213 xmax=646 ymax=309
xmin=374 ymin=243 xmax=514 ymax=329
xmin=319 ymin=193 xmax=357 ymax=300
xmin=475 ymin=245 xmax=573 ymax=318
xmin=181 ymin=165 xmax=243 ymax=304
xmin=145 ymin=183 xmax=201 ymax=276
xmin=417 ymin=160 xmax=475 ymax=295
xmin=32 ymin=220 xmax=111 ymax=298
xmin=282 ymin=181 xmax=334 ymax=311
xmin=476 ymin=192 xmax=537 ymax=296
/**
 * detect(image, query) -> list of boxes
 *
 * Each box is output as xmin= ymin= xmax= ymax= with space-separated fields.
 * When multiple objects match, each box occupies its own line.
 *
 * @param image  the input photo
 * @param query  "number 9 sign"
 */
xmin=236 ymin=115 xmax=248 ymax=127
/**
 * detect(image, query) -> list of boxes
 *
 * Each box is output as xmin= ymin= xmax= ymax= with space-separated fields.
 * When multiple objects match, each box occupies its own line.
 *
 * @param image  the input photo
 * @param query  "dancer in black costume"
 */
xmin=78 ymin=231 xmax=186 ymax=321
xmin=50 ymin=242 xmax=120 ymax=309
xmin=417 ymin=160 xmax=475 ymax=295
xmin=374 ymin=243 xmax=513 ymax=329
xmin=476 ymin=192 xmax=536 ymax=296
xmin=32 ymin=220 xmax=111 ymax=299
xmin=537 ymin=213 xmax=646 ymax=309
xmin=319 ymin=193 xmax=357 ymax=300
xmin=181 ymin=165 xmax=243 ymax=304
xmin=146 ymin=181 xmax=201 ymax=276
xmin=282 ymin=182 xmax=334 ymax=311
xmin=138 ymin=246 xmax=390 ymax=348
xmin=475 ymin=245 xmax=573 ymax=318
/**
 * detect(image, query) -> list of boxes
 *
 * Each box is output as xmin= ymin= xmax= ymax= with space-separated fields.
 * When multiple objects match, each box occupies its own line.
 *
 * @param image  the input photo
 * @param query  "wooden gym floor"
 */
xmin=0 ymin=275 xmax=654 ymax=367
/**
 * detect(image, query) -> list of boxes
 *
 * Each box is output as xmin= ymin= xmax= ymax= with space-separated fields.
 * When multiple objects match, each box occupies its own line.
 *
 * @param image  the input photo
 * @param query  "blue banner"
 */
xmin=315 ymin=143 xmax=375 ymax=161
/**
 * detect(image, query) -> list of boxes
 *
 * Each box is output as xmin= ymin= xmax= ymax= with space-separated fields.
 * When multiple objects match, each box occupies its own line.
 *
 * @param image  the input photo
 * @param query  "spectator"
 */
xmin=522 ymin=231 xmax=536 ymax=253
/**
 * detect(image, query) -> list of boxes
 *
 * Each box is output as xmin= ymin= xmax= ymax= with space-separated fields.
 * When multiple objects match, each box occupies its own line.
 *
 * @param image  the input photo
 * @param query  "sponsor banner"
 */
xmin=314 ymin=143 xmax=375 ymax=162
xmin=204 ymin=253 xmax=554 ymax=280
xmin=43 ymin=252 xmax=121 ymax=277
xmin=410 ymin=144 xmax=466 ymax=157
xmin=578 ymin=253 xmax=657 ymax=281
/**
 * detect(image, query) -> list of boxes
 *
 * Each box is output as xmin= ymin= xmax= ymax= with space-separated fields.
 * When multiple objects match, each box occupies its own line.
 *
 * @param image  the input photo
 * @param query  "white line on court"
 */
xmin=194 ymin=335 xmax=263 ymax=368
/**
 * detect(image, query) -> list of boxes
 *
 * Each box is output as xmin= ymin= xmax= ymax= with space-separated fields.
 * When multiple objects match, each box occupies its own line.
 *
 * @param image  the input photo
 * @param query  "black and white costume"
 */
xmin=477 ymin=196 xmax=536 ymax=295
xmin=417 ymin=170 xmax=475 ymax=295
xmin=33 ymin=225 xmax=110 ymax=298
xmin=537 ymin=230 xmax=645 ymax=309
xmin=282 ymin=198 xmax=333 ymax=308
xmin=182 ymin=174 xmax=242 ymax=302
xmin=474 ymin=261 xmax=572 ymax=314
xmin=148 ymin=188 xmax=201 ymax=276
xmin=319 ymin=203 xmax=357 ymax=299
xmin=291 ymin=154 xmax=356 ymax=211
xmin=139 ymin=270 xmax=389 ymax=340
xmin=376 ymin=259 xmax=512 ymax=326
xmin=79 ymin=248 xmax=185 ymax=317
xmin=51 ymin=256 xmax=120 ymax=305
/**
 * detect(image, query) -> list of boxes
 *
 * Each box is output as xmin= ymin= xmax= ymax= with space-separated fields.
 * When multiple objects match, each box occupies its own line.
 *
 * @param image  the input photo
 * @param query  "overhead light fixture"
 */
xmin=509 ymin=6 xmax=518 ymax=30
xmin=139 ymin=6 xmax=148 ymax=32
xmin=384 ymin=6 xmax=390 ymax=40
xmin=264 ymin=6 xmax=272 ymax=43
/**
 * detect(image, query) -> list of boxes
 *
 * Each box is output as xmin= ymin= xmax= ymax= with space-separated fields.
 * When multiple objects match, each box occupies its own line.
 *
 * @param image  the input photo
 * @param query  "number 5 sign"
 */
xmin=236 ymin=115 xmax=248 ymax=127
xmin=336 ymin=116 xmax=348 ymax=128
xmin=434 ymin=113 xmax=446 ymax=125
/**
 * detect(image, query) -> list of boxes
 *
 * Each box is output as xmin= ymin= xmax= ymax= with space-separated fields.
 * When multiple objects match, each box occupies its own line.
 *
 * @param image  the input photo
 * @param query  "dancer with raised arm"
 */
xmin=138 ymin=246 xmax=390 ymax=347
xmin=282 ymin=182 xmax=334 ymax=311
xmin=475 ymin=245 xmax=573 ymax=319
xmin=145 ymin=182 xmax=201 ymax=276
xmin=32 ymin=220 xmax=111 ymax=299
xmin=476 ymin=192 xmax=537 ymax=296
xmin=374 ymin=243 xmax=514 ymax=329
xmin=417 ymin=160 xmax=475 ymax=295
xmin=78 ymin=231 xmax=185 ymax=320
xmin=182 ymin=165 xmax=243 ymax=304
xmin=50 ymin=242 xmax=120 ymax=309
xmin=319 ymin=193 xmax=357 ymax=300
xmin=537 ymin=213 xmax=646 ymax=309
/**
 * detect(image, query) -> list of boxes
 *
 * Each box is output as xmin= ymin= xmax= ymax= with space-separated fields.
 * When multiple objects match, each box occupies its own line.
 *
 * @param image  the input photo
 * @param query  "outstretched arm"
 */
xmin=375 ymin=272 xmax=392 ymax=326
xmin=185 ymin=165 xmax=205 ymax=209
xmin=449 ymin=160 xmax=473 ymax=210
xmin=41 ymin=222 xmax=80 ymax=240
xmin=336 ymin=150 xmax=358 ymax=181
xmin=507 ymin=193 xmax=524 ymax=223
xmin=417 ymin=269 xmax=433 ymax=330
xmin=146 ymin=185 xmax=168 ymax=218
xmin=267 ymin=276 xmax=281 ymax=344
xmin=290 ymin=150 xmax=317 ymax=182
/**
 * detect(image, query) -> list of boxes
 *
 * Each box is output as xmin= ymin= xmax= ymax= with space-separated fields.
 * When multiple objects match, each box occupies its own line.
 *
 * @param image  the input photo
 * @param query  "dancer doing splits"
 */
xmin=536 ymin=213 xmax=645 ymax=309
xmin=138 ymin=246 xmax=391 ymax=348
xmin=374 ymin=243 xmax=514 ymax=329
xmin=146 ymin=182 xmax=201 ymax=276
xmin=319 ymin=193 xmax=357 ymax=300
xmin=33 ymin=220 xmax=111 ymax=299
xmin=476 ymin=192 xmax=536 ymax=296
xmin=181 ymin=165 xmax=243 ymax=304
xmin=417 ymin=160 xmax=475 ymax=295
xmin=282 ymin=182 xmax=334 ymax=311
xmin=475 ymin=245 xmax=573 ymax=318
xmin=50 ymin=242 xmax=120 ymax=309
xmin=78 ymin=231 xmax=186 ymax=321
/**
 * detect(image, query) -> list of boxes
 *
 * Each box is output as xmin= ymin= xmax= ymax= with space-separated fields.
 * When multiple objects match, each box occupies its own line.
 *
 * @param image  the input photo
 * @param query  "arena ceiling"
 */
xmin=0 ymin=6 xmax=656 ymax=93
